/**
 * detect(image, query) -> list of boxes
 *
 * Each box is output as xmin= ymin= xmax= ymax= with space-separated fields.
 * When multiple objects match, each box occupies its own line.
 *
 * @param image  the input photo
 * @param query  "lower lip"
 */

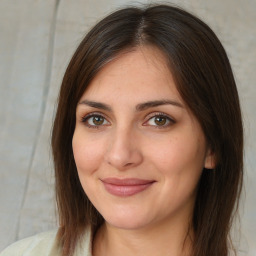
xmin=102 ymin=182 xmax=154 ymax=197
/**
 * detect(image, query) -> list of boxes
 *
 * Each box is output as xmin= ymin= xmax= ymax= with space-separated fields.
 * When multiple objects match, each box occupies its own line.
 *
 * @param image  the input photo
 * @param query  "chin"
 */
xmin=101 ymin=208 xmax=154 ymax=230
xmin=106 ymin=217 xmax=149 ymax=230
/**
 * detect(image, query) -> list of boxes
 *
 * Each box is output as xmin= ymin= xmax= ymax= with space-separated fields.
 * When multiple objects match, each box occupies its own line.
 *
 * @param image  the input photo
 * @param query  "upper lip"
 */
xmin=101 ymin=178 xmax=155 ymax=186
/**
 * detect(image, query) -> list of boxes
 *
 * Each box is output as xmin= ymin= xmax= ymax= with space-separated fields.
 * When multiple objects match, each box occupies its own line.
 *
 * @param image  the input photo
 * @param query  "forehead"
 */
xmin=80 ymin=46 xmax=182 ymax=104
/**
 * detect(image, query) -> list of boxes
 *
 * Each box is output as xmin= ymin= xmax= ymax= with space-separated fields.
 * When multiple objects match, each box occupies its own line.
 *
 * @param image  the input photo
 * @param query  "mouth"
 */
xmin=101 ymin=178 xmax=155 ymax=197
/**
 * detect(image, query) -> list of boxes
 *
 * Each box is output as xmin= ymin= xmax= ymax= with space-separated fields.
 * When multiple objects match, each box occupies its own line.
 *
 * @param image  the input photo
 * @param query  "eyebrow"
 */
xmin=136 ymin=100 xmax=184 ymax=111
xmin=78 ymin=99 xmax=184 ymax=112
xmin=79 ymin=100 xmax=112 ymax=111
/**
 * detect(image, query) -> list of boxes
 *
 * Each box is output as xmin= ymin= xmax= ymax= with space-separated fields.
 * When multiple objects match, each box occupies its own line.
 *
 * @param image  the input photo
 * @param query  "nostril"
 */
xmin=124 ymin=162 xmax=133 ymax=167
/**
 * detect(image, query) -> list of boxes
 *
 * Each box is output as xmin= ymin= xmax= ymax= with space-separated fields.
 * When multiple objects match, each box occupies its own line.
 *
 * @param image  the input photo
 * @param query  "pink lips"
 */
xmin=101 ymin=178 xmax=155 ymax=197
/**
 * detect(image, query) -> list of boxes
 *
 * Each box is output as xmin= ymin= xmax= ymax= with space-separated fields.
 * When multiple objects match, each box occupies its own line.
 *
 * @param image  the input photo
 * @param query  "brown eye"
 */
xmin=92 ymin=116 xmax=104 ymax=125
xmin=82 ymin=114 xmax=109 ymax=128
xmin=154 ymin=116 xmax=167 ymax=126
xmin=144 ymin=113 xmax=174 ymax=128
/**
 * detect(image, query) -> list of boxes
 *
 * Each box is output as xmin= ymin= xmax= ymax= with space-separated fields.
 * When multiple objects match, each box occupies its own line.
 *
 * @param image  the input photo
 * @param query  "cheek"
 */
xmin=146 ymin=135 xmax=205 ymax=208
xmin=72 ymin=131 xmax=105 ymax=176
xmin=145 ymin=132 xmax=206 ymax=176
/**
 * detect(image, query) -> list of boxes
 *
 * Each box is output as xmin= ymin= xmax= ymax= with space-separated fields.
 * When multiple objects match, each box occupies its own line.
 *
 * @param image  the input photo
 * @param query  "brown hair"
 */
xmin=52 ymin=4 xmax=243 ymax=256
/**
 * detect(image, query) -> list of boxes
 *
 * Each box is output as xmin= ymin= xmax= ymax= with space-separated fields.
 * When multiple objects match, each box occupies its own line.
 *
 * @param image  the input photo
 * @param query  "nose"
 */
xmin=104 ymin=127 xmax=143 ymax=170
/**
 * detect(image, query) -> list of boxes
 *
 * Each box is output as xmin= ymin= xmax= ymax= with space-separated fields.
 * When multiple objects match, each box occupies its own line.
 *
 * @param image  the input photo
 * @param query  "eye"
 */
xmin=82 ymin=113 xmax=110 ymax=128
xmin=144 ymin=113 xmax=175 ymax=128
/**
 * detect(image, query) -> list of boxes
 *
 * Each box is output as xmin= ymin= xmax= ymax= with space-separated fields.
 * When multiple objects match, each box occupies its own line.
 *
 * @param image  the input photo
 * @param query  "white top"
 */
xmin=0 ymin=229 xmax=92 ymax=256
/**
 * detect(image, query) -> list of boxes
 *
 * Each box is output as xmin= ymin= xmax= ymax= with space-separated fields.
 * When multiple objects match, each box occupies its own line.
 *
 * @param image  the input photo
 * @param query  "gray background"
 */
xmin=0 ymin=0 xmax=255 ymax=254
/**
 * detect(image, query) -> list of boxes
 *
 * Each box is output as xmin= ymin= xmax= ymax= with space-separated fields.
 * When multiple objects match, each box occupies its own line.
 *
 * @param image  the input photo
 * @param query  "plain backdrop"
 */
xmin=0 ymin=0 xmax=255 ymax=254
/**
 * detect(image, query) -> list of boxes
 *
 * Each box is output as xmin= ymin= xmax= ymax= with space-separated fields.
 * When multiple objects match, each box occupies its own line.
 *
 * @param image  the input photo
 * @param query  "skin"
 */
xmin=72 ymin=46 xmax=215 ymax=256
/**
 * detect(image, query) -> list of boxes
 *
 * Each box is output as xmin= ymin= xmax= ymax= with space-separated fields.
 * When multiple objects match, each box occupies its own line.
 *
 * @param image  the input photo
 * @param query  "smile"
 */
xmin=101 ymin=178 xmax=155 ymax=197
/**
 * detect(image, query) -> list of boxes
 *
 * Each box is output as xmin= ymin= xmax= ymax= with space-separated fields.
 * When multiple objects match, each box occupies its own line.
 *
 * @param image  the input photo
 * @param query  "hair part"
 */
xmin=52 ymin=4 xmax=243 ymax=256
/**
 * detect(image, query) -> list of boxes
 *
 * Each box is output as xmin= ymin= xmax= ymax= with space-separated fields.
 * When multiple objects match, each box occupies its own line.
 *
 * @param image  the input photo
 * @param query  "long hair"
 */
xmin=51 ymin=4 xmax=243 ymax=256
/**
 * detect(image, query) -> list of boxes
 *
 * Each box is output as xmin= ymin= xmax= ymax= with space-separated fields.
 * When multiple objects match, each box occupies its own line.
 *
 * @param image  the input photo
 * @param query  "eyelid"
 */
xmin=81 ymin=112 xmax=110 ymax=128
xmin=143 ymin=112 xmax=176 ymax=127
xmin=80 ymin=111 xmax=175 ymax=128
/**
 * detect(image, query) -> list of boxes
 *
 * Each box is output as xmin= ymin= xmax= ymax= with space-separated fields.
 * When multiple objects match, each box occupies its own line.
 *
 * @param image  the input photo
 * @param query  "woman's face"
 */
xmin=73 ymin=47 xmax=214 ymax=230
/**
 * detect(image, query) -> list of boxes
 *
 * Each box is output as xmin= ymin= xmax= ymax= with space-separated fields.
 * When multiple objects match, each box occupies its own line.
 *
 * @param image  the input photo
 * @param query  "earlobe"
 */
xmin=204 ymin=148 xmax=216 ymax=170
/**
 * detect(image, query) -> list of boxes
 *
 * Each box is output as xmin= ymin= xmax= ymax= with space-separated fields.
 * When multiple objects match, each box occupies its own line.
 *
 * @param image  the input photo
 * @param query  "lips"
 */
xmin=101 ymin=178 xmax=155 ymax=197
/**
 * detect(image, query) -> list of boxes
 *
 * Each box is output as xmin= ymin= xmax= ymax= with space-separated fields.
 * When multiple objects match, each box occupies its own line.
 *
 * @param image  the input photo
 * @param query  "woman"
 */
xmin=1 ymin=4 xmax=243 ymax=256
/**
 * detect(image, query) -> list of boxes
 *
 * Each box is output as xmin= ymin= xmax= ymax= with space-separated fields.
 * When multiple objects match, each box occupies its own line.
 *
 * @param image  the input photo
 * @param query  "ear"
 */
xmin=204 ymin=147 xmax=216 ymax=170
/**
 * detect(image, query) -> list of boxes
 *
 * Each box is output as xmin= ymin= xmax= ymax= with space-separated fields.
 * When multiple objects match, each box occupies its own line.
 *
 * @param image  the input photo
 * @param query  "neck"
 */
xmin=93 ymin=216 xmax=193 ymax=256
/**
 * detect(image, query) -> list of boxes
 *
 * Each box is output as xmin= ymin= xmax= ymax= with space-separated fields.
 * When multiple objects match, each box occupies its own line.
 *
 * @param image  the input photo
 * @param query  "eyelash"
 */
xmin=81 ymin=112 xmax=110 ymax=129
xmin=143 ymin=112 xmax=175 ymax=129
xmin=81 ymin=112 xmax=175 ymax=129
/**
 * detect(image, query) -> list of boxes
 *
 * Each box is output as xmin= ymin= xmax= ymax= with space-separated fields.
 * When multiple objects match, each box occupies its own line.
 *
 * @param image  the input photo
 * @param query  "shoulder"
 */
xmin=0 ymin=230 xmax=60 ymax=256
